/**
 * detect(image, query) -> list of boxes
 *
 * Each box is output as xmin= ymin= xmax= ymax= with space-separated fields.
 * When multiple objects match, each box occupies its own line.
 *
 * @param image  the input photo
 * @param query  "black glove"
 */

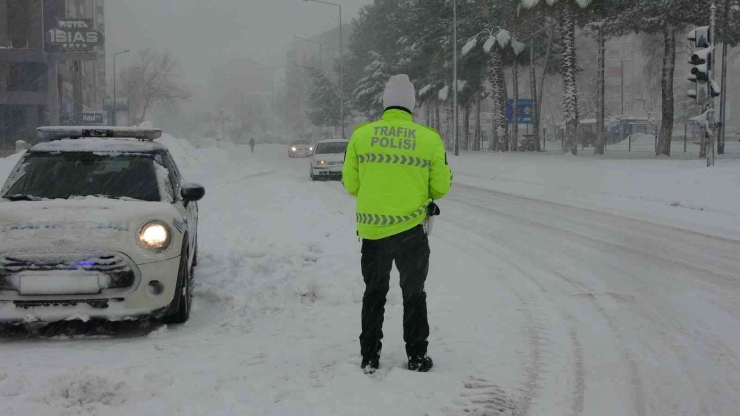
xmin=428 ymin=202 xmax=441 ymax=216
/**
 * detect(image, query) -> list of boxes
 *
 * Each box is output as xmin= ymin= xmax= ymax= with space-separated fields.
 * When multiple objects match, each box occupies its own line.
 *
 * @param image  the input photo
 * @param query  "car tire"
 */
xmin=163 ymin=246 xmax=192 ymax=325
xmin=192 ymin=239 xmax=199 ymax=268
xmin=310 ymin=168 xmax=317 ymax=181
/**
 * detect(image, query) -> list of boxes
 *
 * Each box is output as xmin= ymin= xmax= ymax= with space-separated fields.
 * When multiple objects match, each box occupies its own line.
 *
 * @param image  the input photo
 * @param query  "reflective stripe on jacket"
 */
xmin=342 ymin=109 xmax=452 ymax=240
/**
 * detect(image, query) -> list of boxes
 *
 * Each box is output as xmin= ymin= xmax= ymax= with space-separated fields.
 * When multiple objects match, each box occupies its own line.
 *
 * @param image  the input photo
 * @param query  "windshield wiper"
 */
xmin=2 ymin=194 xmax=43 ymax=201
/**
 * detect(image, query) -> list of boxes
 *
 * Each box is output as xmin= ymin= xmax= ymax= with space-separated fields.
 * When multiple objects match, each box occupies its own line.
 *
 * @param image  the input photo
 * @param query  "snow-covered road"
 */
xmin=1 ymin=139 xmax=738 ymax=416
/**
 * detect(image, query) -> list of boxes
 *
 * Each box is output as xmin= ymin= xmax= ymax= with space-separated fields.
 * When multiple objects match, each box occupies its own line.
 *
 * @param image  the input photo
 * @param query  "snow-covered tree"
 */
xmin=353 ymin=51 xmax=393 ymax=120
xmin=463 ymin=28 xmax=527 ymax=151
xmin=346 ymin=0 xmax=415 ymax=121
xmin=306 ymin=68 xmax=341 ymax=128
xmin=519 ymin=0 xmax=594 ymax=155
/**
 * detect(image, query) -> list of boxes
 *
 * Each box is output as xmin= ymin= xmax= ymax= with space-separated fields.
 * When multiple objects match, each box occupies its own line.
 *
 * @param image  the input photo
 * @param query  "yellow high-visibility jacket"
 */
xmin=342 ymin=109 xmax=453 ymax=240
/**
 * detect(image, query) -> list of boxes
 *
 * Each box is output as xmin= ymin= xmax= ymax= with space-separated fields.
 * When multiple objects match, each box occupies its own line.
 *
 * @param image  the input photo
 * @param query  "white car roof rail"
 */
xmin=37 ymin=126 xmax=163 ymax=142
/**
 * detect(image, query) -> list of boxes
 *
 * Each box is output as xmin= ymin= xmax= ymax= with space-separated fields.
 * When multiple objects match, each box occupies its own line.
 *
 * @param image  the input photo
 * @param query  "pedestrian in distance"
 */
xmin=342 ymin=74 xmax=453 ymax=375
xmin=249 ymin=137 xmax=255 ymax=153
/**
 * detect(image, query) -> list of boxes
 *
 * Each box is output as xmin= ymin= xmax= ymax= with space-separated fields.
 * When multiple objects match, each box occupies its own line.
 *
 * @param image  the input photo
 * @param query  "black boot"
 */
xmin=361 ymin=357 xmax=380 ymax=374
xmin=408 ymin=355 xmax=433 ymax=372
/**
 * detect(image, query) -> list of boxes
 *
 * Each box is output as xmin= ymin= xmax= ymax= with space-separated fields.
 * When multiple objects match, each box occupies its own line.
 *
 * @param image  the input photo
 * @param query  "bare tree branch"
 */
xmin=117 ymin=49 xmax=191 ymax=125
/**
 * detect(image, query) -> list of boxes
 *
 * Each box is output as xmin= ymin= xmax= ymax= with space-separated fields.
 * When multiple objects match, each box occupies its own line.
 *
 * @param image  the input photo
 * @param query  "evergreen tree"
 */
xmin=353 ymin=51 xmax=393 ymax=120
xmin=306 ymin=68 xmax=341 ymax=128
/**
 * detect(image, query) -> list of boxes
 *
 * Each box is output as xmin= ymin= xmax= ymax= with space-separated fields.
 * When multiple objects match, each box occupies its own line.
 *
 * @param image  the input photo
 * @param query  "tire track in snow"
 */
xmin=445 ymin=197 xmax=646 ymax=416
xmin=569 ymin=327 xmax=585 ymax=416
xmin=525 ymin=232 xmax=715 ymax=414
xmin=494 ymin=257 xmax=585 ymax=416
xmin=436 ymin=228 xmax=535 ymax=416
xmin=453 ymin=183 xmax=740 ymax=245
xmin=441 ymin=219 xmax=583 ymax=416
xmin=451 ymin=185 xmax=740 ymax=287
xmin=445 ymin=186 xmax=740 ymax=415
xmin=548 ymin=269 xmax=647 ymax=416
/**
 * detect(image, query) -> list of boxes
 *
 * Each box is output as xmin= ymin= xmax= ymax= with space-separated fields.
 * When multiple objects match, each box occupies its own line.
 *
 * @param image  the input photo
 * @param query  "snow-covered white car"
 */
xmin=0 ymin=127 xmax=205 ymax=325
xmin=309 ymin=139 xmax=349 ymax=181
xmin=288 ymin=140 xmax=313 ymax=158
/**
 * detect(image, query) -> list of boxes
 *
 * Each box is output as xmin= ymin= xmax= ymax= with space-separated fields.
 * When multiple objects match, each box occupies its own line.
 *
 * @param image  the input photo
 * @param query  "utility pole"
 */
xmin=453 ymin=0 xmax=459 ymax=156
xmin=710 ymin=3 xmax=716 ymax=166
xmin=530 ymin=39 xmax=538 ymax=151
xmin=718 ymin=0 xmax=729 ymax=155
xmin=303 ymin=0 xmax=344 ymax=139
xmin=621 ymin=59 xmax=625 ymax=116
xmin=596 ymin=22 xmax=606 ymax=155
xmin=72 ymin=61 xmax=83 ymax=125
xmin=339 ymin=5 xmax=344 ymax=140
xmin=112 ymin=50 xmax=130 ymax=126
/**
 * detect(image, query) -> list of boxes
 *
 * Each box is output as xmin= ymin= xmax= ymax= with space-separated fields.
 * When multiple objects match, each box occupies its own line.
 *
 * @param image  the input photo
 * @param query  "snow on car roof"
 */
xmin=30 ymin=138 xmax=166 ymax=153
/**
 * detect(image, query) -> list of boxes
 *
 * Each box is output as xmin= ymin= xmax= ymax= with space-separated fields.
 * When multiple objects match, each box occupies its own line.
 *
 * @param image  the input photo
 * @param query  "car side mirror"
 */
xmin=181 ymin=183 xmax=205 ymax=207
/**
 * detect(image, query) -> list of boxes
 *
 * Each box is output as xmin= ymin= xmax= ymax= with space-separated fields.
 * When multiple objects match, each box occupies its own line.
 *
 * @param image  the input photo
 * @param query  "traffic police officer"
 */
xmin=342 ymin=74 xmax=452 ymax=374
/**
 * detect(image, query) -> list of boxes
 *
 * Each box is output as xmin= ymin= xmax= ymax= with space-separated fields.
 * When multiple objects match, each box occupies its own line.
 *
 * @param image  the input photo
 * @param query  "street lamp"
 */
xmin=293 ymin=36 xmax=338 ymax=69
xmin=249 ymin=61 xmax=286 ymax=137
xmin=112 ymin=49 xmax=130 ymax=126
xmin=607 ymin=46 xmax=640 ymax=116
xmin=303 ymin=0 xmax=344 ymax=140
xmin=453 ymin=0 xmax=458 ymax=156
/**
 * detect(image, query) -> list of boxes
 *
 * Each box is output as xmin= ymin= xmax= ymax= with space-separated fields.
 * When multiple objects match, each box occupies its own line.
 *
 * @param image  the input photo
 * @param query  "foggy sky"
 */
xmin=105 ymin=0 xmax=369 ymax=95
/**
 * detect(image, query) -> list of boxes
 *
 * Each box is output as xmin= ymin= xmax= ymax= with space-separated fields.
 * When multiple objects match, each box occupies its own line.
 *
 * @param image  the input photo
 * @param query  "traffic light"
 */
xmin=688 ymin=26 xmax=711 ymax=48
xmin=687 ymin=27 xmax=719 ymax=103
xmin=689 ymin=47 xmax=712 ymax=73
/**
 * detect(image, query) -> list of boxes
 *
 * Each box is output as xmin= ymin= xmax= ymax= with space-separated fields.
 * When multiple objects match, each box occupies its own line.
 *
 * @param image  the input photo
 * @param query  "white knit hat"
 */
xmin=383 ymin=74 xmax=416 ymax=112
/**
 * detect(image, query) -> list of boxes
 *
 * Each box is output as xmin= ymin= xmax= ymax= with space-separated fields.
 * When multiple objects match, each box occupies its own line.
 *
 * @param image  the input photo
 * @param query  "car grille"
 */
xmin=0 ymin=253 xmax=137 ymax=292
xmin=13 ymin=298 xmax=124 ymax=309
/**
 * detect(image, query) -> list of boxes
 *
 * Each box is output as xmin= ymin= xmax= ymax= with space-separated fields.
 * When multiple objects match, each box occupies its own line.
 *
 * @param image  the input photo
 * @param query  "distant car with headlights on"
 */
xmin=310 ymin=139 xmax=349 ymax=181
xmin=288 ymin=140 xmax=313 ymax=158
xmin=0 ymin=127 xmax=205 ymax=325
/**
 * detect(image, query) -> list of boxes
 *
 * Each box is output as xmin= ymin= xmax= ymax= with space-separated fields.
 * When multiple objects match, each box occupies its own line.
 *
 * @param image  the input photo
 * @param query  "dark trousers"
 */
xmin=360 ymin=225 xmax=430 ymax=360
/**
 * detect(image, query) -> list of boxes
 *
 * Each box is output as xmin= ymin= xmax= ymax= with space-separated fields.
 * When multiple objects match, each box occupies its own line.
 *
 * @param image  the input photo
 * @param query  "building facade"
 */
xmin=0 ymin=0 xmax=105 ymax=151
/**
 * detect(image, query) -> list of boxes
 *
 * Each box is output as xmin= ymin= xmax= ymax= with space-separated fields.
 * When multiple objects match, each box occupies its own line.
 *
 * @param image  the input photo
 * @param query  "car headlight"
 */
xmin=317 ymin=160 xmax=325 ymax=165
xmin=309 ymin=147 xmax=313 ymax=151
xmin=291 ymin=147 xmax=297 ymax=151
xmin=139 ymin=221 xmax=172 ymax=251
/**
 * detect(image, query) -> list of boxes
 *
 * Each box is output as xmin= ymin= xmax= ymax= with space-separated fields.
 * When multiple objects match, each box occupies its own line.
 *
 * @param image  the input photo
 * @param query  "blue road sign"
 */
xmin=507 ymin=99 xmax=534 ymax=124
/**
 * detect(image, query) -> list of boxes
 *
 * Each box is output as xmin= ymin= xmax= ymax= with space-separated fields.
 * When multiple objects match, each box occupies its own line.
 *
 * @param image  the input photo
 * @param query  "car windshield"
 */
xmin=314 ymin=142 xmax=348 ymax=154
xmin=2 ymin=152 xmax=161 ymax=201
xmin=291 ymin=140 xmax=310 ymax=146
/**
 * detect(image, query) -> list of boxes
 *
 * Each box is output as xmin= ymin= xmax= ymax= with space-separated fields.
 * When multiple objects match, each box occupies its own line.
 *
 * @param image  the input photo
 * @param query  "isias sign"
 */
xmin=46 ymin=19 xmax=104 ymax=51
